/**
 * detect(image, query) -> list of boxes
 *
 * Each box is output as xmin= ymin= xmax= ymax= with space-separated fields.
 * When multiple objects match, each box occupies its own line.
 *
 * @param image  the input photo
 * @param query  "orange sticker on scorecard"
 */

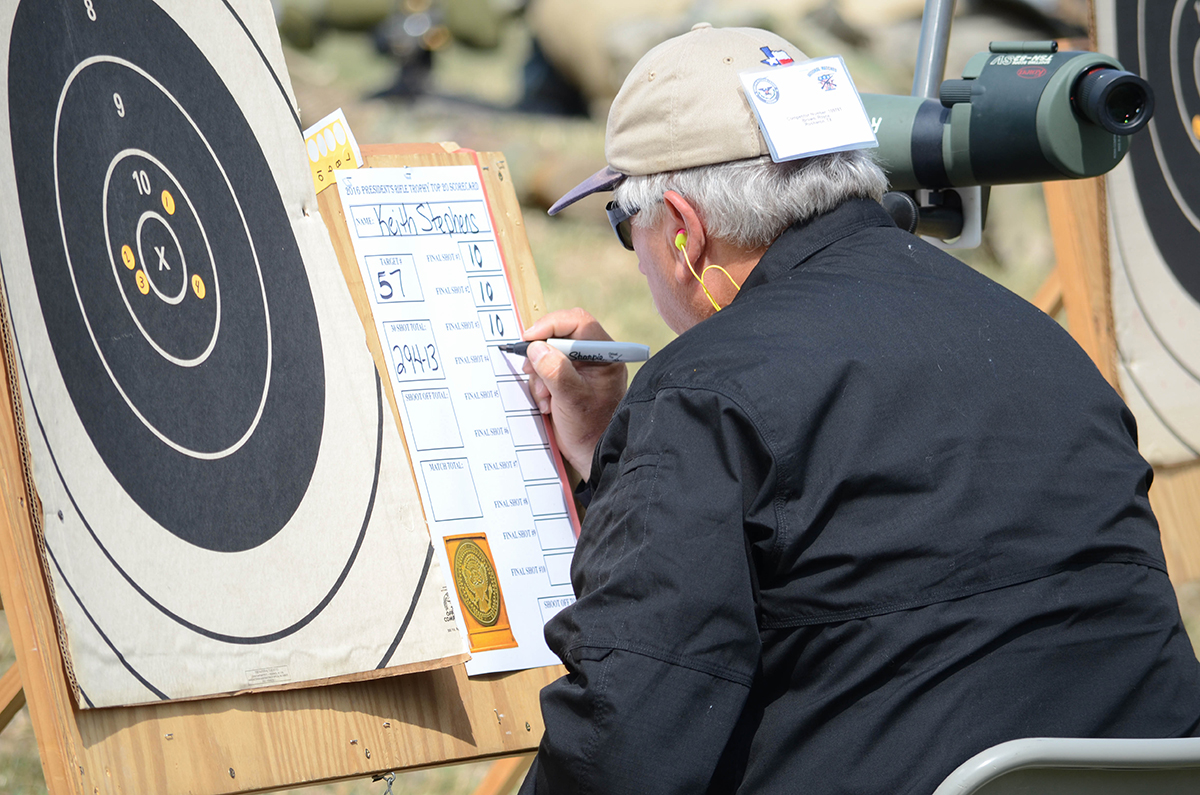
xmin=444 ymin=533 xmax=518 ymax=652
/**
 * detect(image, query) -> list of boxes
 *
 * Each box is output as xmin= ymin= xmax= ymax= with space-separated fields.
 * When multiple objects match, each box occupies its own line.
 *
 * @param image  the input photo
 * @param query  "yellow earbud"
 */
xmin=674 ymin=228 xmax=733 ymax=313
xmin=672 ymin=227 xmax=741 ymax=312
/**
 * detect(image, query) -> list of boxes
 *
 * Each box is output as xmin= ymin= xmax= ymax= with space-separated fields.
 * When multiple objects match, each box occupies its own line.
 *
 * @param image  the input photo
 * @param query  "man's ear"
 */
xmin=662 ymin=190 xmax=705 ymax=284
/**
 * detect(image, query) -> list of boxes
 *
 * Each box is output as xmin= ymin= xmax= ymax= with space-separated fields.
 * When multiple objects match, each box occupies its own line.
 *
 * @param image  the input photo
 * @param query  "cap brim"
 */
xmin=548 ymin=165 xmax=626 ymax=215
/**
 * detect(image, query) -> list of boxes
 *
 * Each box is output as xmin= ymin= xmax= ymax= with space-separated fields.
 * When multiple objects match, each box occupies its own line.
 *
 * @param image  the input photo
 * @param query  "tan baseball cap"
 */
xmin=548 ymin=23 xmax=808 ymax=214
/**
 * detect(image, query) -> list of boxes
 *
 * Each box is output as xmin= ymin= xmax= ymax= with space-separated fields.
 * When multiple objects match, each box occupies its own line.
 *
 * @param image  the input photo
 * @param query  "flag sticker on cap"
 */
xmin=739 ymin=55 xmax=877 ymax=162
xmin=759 ymin=47 xmax=794 ymax=67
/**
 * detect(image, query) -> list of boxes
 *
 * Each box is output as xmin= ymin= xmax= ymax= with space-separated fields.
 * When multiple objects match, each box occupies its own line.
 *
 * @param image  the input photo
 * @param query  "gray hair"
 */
xmin=613 ymin=150 xmax=887 ymax=250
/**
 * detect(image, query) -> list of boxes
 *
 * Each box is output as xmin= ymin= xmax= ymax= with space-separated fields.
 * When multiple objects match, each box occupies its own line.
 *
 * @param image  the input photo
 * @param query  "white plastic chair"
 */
xmin=931 ymin=736 xmax=1200 ymax=795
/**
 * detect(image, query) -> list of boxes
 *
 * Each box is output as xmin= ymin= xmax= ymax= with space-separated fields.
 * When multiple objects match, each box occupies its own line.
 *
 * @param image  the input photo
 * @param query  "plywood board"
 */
xmin=0 ymin=138 xmax=565 ymax=788
xmin=0 ymin=133 xmax=562 ymax=795
xmin=0 ymin=0 xmax=468 ymax=709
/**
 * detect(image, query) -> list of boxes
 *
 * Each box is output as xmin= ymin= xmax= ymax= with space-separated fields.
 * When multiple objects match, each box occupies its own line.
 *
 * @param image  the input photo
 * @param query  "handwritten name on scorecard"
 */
xmin=349 ymin=200 xmax=490 ymax=238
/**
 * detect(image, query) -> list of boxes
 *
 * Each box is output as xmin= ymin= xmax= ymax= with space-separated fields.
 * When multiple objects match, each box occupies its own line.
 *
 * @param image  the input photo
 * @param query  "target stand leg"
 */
xmin=468 ymin=754 xmax=535 ymax=795
xmin=0 ymin=662 xmax=25 ymax=733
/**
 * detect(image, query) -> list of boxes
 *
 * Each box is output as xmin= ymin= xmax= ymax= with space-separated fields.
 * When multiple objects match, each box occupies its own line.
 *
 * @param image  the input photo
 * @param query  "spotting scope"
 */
xmin=859 ymin=41 xmax=1153 ymax=240
xmin=862 ymin=41 xmax=1153 ymax=191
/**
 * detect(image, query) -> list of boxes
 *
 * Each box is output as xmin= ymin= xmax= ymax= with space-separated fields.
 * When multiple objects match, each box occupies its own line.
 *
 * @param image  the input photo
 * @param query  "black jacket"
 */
xmin=521 ymin=199 xmax=1200 ymax=795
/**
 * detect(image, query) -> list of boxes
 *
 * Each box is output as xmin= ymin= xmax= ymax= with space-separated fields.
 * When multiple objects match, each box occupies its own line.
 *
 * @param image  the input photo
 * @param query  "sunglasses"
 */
xmin=606 ymin=201 xmax=638 ymax=251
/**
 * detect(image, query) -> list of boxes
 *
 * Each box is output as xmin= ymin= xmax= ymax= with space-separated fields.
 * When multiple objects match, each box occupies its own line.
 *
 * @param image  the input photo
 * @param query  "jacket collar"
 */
xmin=737 ymin=198 xmax=896 ymax=295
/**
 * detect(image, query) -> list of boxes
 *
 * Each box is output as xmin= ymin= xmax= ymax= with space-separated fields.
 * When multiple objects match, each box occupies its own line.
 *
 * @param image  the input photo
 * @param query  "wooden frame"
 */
xmin=0 ymin=143 xmax=560 ymax=794
xmin=1043 ymin=176 xmax=1200 ymax=584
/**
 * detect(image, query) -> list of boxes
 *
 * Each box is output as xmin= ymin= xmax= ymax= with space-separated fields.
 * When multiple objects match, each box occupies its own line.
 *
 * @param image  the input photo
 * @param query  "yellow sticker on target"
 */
xmin=191 ymin=274 xmax=206 ymax=299
xmin=302 ymin=108 xmax=363 ymax=195
xmin=161 ymin=189 xmax=176 ymax=215
xmin=121 ymin=244 xmax=136 ymax=270
xmin=135 ymin=270 xmax=149 ymax=295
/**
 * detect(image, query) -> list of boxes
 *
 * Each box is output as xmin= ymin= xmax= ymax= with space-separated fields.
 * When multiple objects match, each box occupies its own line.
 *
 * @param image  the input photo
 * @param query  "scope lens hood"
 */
xmin=1073 ymin=67 xmax=1155 ymax=135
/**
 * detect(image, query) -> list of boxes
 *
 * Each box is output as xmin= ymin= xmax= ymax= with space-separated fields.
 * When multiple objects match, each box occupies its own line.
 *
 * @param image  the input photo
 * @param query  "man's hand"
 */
xmin=522 ymin=308 xmax=628 ymax=481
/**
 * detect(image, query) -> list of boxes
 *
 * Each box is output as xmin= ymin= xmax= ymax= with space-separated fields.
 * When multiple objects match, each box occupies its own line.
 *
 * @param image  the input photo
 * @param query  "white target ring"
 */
xmin=133 ymin=209 xmax=191 ymax=306
xmin=58 ymin=58 xmax=270 ymax=461
xmin=1099 ymin=0 xmax=1200 ymax=464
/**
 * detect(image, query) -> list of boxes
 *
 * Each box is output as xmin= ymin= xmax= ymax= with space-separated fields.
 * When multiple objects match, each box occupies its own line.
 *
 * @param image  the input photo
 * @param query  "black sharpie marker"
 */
xmin=499 ymin=339 xmax=651 ymax=363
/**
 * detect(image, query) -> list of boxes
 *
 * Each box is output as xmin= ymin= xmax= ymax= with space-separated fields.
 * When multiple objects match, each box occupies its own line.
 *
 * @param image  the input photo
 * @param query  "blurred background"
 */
xmin=2 ymin=1 xmax=1197 ymax=793
xmin=274 ymin=0 xmax=1086 ymax=364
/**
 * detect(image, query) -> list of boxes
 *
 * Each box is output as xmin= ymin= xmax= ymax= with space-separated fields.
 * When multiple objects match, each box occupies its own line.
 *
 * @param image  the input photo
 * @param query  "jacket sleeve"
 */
xmin=520 ymin=386 xmax=773 ymax=794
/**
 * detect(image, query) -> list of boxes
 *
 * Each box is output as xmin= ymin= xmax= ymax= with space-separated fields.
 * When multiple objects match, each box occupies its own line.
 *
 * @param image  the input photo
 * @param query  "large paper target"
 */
xmin=1098 ymin=0 xmax=1200 ymax=464
xmin=0 ymin=0 xmax=463 ymax=707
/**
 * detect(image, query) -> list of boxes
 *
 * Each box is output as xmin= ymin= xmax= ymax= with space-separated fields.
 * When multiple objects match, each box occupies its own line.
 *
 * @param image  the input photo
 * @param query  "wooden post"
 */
xmin=0 ymin=663 xmax=26 ymax=733
xmin=468 ymin=754 xmax=535 ymax=795
xmin=1042 ymin=179 xmax=1200 ymax=584
xmin=1043 ymin=178 xmax=1118 ymax=386
xmin=0 ymin=288 xmax=86 ymax=793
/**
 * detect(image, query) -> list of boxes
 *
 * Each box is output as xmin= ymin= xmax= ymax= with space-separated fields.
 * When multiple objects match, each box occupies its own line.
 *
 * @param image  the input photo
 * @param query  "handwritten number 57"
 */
xmin=377 ymin=268 xmax=403 ymax=300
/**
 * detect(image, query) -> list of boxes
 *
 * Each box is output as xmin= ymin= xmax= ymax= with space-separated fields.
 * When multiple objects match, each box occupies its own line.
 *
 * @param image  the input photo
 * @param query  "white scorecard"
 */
xmin=336 ymin=164 xmax=582 ymax=675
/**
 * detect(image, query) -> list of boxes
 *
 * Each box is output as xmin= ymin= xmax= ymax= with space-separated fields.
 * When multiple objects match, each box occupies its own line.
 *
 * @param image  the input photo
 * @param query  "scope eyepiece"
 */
xmin=1073 ymin=67 xmax=1155 ymax=135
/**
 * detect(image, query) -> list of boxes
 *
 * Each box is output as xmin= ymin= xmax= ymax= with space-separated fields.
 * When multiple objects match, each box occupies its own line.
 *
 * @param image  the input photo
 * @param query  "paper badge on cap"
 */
xmin=740 ymin=55 xmax=877 ymax=162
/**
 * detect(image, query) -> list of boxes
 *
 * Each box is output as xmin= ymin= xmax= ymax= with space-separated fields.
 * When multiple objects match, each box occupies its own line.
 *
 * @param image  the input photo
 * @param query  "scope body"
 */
xmin=863 ymin=45 xmax=1152 ymax=191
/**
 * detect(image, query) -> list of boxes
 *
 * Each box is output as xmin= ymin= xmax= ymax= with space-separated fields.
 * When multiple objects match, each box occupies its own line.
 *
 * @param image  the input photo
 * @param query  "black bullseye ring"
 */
xmin=8 ymin=0 xmax=324 ymax=553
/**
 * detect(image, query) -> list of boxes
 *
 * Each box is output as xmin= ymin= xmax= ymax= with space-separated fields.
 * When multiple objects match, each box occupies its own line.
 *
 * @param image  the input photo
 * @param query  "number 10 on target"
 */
xmin=479 ymin=309 xmax=518 ymax=342
xmin=459 ymin=240 xmax=502 ymax=273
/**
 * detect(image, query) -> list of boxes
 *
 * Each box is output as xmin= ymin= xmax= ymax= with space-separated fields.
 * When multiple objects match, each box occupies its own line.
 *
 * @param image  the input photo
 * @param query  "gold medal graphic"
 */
xmin=445 ymin=533 xmax=517 ymax=652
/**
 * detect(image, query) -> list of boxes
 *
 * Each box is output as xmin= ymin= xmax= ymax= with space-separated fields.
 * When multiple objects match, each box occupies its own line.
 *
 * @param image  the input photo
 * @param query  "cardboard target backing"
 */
xmin=0 ymin=0 xmax=466 ymax=708
xmin=1098 ymin=0 xmax=1200 ymax=466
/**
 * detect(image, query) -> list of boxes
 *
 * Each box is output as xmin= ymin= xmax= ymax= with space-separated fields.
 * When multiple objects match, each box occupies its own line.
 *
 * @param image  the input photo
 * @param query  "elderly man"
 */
xmin=517 ymin=24 xmax=1200 ymax=795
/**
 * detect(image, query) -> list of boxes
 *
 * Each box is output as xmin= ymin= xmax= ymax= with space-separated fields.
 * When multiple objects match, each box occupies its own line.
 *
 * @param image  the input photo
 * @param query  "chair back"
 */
xmin=931 ymin=737 xmax=1200 ymax=795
